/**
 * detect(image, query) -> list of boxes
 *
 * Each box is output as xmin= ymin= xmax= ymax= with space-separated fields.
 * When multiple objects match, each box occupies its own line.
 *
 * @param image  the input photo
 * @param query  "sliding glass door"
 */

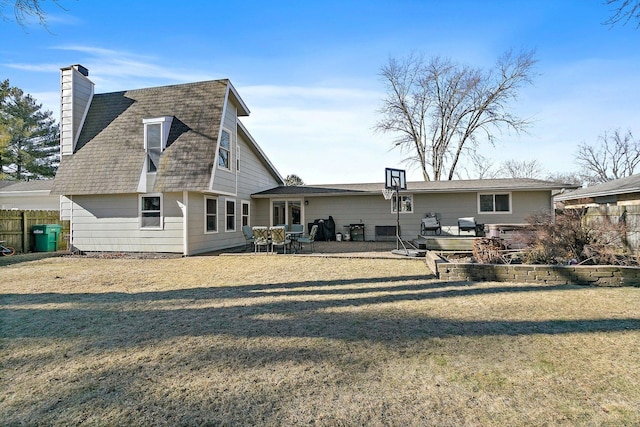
xmin=272 ymin=200 xmax=302 ymax=227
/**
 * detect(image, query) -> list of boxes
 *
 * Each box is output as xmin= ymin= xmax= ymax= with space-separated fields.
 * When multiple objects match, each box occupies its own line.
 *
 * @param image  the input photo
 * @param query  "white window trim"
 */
xmin=477 ymin=192 xmax=512 ymax=214
xmin=204 ymin=196 xmax=218 ymax=234
xmin=225 ymin=198 xmax=236 ymax=232
xmin=143 ymin=116 xmax=173 ymax=173
xmin=241 ymin=200 xmax=250 ymax=227
xmin=391 ymin=194 xmax=414 ymax=214
xmin=139 ymin=193 xmax=163 ymax=230
xmin=217 ymin=127 xmax=233 ymax=171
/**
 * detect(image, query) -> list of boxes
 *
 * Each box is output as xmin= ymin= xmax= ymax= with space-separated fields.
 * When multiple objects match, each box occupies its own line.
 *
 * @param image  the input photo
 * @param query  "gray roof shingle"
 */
xmin=0 ymin=180 xmax=54 ymax=192
xmin=555 ymin=173 xmax=640 ymax=201
xmin=253 ymin=178 xmax=577 ymax=197
xmin=51 ymin=80 xmax=229 ymax=195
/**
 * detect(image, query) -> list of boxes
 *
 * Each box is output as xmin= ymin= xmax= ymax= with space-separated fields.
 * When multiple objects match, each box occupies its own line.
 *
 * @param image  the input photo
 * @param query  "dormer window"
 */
xmin=144 ymin=117 xmax=173 ymax=173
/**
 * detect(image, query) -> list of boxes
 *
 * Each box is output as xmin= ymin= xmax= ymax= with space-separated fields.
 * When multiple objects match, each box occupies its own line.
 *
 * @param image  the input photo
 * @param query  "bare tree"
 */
xmin=376 ymin=49 xmax=537 ymax=181
xmin=454 ymin=151 xmax=499 ymax=180
xmin=546 ymin=171 xmax=584 ymax=187
xmin=0 ymin=0 xmax=64 ymax=28
xmin=499 ymin=159 xmax=544 ymax=179
xmin=603 ymin=0 xmax=640 ymax=28
xmin=575 ymin=129 xmax=640 ymax=184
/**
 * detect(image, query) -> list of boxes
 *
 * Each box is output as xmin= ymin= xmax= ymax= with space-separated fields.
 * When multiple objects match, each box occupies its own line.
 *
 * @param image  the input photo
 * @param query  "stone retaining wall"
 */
xmin=425 ymin=251 xmax=640 ymax=287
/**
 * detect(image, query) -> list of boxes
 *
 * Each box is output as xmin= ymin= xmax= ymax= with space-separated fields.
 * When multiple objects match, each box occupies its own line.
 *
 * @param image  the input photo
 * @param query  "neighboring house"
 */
xmin=0 ymin=180 xmax=60 ymax=210
xmin=555 ymin=174 xmax=640 ymax=208
xmin=51 ymin=65 xmax=283 ymax=255
xmin=252 ymin=178 xmax=577 ymax=241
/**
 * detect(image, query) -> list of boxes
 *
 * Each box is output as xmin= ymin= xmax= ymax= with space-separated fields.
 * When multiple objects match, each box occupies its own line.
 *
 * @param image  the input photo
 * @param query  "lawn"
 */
xmin=1 ymin=255 xmax=639 ymax=426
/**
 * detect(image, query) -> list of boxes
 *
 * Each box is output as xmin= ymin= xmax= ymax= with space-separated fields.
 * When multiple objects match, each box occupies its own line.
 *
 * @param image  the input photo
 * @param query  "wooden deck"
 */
xmin=412 ymin=236 xmax=477 ymax=251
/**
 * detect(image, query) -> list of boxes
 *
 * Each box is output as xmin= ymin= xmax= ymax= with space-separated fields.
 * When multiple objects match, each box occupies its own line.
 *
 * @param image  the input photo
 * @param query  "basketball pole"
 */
xmin=393 ymin=181 xmax=409 ymax=255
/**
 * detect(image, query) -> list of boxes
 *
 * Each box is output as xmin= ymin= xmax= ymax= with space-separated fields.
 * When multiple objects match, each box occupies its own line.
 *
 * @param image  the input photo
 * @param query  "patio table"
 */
xmin=287 ymin=231 xmax=304 ymax=253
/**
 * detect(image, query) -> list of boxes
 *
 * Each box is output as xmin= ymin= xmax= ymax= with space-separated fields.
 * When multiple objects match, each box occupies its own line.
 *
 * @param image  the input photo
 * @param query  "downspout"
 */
xmin=177 ymin=191 xmax=189 ymax=256
xmin=69 ymin=195 xmax=74 ymax=253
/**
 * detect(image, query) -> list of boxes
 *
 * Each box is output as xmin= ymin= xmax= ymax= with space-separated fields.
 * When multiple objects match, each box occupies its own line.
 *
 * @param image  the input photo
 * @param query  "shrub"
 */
xmin=513 ymin=209 xmax=633 ymax=265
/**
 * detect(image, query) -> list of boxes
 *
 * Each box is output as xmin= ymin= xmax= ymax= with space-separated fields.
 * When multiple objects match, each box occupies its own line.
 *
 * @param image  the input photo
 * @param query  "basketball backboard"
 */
xmin=385 ymin=168 xmax=407 ymax=190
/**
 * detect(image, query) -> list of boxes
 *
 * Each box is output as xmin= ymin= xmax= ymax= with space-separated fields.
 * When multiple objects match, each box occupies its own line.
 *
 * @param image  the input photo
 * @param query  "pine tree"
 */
xmin=0 ymin=79 xmax=59 ymax=180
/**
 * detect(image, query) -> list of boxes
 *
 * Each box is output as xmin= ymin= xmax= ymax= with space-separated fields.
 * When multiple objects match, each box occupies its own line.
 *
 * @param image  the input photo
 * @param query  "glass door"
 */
xmin=271 ymin=200 xmax=303 ymax=228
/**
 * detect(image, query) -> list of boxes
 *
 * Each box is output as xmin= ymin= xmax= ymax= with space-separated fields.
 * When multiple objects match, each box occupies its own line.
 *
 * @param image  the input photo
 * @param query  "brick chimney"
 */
xmin=60 ymin=65 xmax=94 ymax=156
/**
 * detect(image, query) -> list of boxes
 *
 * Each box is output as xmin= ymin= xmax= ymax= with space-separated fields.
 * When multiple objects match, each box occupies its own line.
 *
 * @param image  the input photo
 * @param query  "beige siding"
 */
xmin=186 ymin=193 xmax=246 ymax=255
xmin=211 ymin=102 xmax=238 ymax=195
xmin=300 ymin=190 xmax=553 ymax=240
xmin=0 ymin=193 xmax=60 ymax=211
xmin=252 ymin=199 xmax=271 ymax=227
xmin=70 ymin=193 xmax=183 ymax=253
xmin=237 ymin=132 xmax=280 ymax=196
xmin=60 ymin=196 xmax=72 ymax=220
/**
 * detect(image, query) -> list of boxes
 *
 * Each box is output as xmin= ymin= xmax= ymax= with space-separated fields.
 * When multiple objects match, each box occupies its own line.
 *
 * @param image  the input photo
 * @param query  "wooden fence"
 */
xmin=0 ymin=210 xmax=70 ymax=253
xmin=584 ymin=204 xmax=640 ymax=253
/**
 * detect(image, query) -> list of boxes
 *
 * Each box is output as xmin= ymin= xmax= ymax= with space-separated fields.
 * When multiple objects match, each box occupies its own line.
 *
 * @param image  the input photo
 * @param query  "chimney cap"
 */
xmin=61 ymin=64 xmax=89 ymax=77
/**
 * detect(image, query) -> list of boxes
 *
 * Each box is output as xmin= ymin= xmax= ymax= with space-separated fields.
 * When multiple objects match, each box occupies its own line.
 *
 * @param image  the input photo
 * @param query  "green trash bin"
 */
xmin=33 ymin=224 xmax=61 ymax=252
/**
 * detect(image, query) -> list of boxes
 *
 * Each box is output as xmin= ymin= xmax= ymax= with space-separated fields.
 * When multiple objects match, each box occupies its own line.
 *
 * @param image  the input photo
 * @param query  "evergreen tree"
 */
xmin=0 ymin=79 xmax=59 ymax=180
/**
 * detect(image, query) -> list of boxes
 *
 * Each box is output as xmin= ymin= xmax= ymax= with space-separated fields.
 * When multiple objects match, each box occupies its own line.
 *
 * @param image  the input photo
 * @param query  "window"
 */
xmin=140 ymin=195 xmax=162 ymax=229
xmin=218 ymin=129 xmax=231 ymax=169
xmin=479 ymin=193 xmax=511 ymax=213
xmin=205 ymin=197 xmax=217 ymax=233
xmin=144 ymin=117 xmax=173 ymax=173
xmin=241 ymin=201 xmax=250 ymax=227
xmin=226 ymin=199 xmax=236 ymax=231
xmin=146 ymin=123 xmax=161 ymax=172
xmin=391 ymin=194 xmax=413 ymax=213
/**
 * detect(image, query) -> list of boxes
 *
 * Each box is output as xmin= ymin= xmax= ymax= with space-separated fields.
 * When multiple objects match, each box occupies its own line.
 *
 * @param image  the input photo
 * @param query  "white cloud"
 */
xmin=241 ymin=84 xmax=410 ymax=184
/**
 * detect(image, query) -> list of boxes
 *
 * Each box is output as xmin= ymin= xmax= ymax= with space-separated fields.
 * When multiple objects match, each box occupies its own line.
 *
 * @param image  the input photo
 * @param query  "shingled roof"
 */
xmin=554 ymin=173 xmax=640 ymax=201
xmin=252 ymin=178 xmax=577 ymax=198
xmin=51 ymin=80 xmax=232 ymax=195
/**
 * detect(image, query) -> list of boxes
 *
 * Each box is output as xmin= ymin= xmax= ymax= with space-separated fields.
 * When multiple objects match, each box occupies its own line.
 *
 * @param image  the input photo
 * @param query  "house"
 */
xmin=0 ymin=180 xmax=60 ymax=210
xmin=554 ymin=174 xmax=640 ymax=208
xmin=252 ymin=178 xmax=576 ymax=241
xmin=51 ymin=65 xmax=283 ymax=255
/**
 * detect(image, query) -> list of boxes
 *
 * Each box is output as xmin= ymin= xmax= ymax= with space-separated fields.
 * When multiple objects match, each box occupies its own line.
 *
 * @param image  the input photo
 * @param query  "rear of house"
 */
xmin=51 ymin=65 xmax=282 ymax=255
xmin=252 ymin=179 xmax=573 ymax=241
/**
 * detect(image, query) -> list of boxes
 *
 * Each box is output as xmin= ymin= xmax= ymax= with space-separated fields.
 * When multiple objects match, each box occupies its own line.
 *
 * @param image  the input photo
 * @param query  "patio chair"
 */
xmin=242 ymin=225 xmax=255 ymax=250
xmin=458 ymin=217 xmax=479 ymax=236
xmin=270 ymin=226 xmax=291 ymax=254
xmin=421 ymin=213 xmax=442 ymax=235
xmin=297 ymin=224 xmax=318 ymax=253
xmin=290 ymin=224 xmax=304 ymax=233
xmin=252 ymin=226 xmax=270 ymax=253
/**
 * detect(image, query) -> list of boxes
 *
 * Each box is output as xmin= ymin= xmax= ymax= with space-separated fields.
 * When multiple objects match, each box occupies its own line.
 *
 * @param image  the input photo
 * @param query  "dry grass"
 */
xmin=1 ymin=254 xmax=639 ymax=426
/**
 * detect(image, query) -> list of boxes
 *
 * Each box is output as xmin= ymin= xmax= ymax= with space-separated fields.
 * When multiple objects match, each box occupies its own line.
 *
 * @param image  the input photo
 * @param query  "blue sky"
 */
xmin=2 ymin=0 xmax=639 ymax=184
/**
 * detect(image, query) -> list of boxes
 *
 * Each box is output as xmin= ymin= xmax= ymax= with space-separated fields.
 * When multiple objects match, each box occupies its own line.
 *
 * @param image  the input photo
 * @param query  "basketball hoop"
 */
xmin=382 ymin=188 xmax=394 ymax=200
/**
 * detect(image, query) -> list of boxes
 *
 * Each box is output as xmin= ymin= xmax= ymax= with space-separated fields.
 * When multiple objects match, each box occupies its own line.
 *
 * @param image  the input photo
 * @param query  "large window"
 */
xmin=479 ymin=193 xmax=511 ymax=213
xmin=391 ymin=194 xmax=413 ymax=213
xmin=218 ymin=129 xmax=231 ymax=169
xmin=226 ymin=199 xmax=236 ymax=232
xmin=144 ymin=117 xmax=172 ymax=173
xmin=140 ymin=195 xmax=162 ymax=229
xmin=205 ymin=197 xmax=217 ymax=233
